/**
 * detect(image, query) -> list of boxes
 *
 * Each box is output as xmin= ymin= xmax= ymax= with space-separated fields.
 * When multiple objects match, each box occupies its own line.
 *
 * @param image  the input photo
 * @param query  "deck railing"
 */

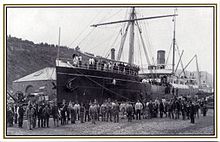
xmin=57 ymin=58 xmax=139 ymax=76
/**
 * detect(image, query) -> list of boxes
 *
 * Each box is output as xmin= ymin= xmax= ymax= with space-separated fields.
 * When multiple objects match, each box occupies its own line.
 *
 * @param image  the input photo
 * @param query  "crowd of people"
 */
xmin=7 ymin=96 xmax=209 ymax=130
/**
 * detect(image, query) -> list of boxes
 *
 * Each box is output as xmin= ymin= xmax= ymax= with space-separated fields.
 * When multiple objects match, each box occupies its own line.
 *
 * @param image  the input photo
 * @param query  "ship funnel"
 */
xmin=157 ymin=50 xmax=165 ymax=65
xmin=111 ymin=48 xmax=115 ymax=60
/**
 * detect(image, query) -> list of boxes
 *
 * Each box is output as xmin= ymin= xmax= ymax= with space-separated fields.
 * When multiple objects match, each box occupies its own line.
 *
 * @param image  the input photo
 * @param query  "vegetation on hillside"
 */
xmin=7 ymin=36 xmax=75 ymax=90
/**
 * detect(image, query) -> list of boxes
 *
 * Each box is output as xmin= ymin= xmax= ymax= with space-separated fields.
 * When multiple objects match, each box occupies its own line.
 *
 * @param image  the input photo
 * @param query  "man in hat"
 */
xmin=106 ymin=98 xmax=112 ymax=122
xmin=112 ymin=100 xmax=120 ymax=123
xmin=84 ymin=101 xmax=91 ymax=122
xmin=43 ymin=103 xmax=50 ymax=128
xmin=89 ymin=101 xmax=98 ymax=124
xmin=74 ymin=101 xmax=80 ymax=121
xmin=51 ymin=101 xmax=59 ymax=127
xmin=100 ymin=101 xmax=107 ymax=121
xmin=26 ymin=101 xmax=34 ymax=130
xmin=69 ymin=102 xmax=76 ymax=124
xmin=126 ymin=102 xmax=133 ymax=122
xmin=135 ymin=100 xmax=143 ymax=120
xmin=7 ymin=105 xmax=14 ymax=127
xmin=32 ymin=103 xmax=37 ymax=128
xmin=80 ymin=103 xmax=85 ymax=123
xmin=189 ymin=101 xmax=196 ymax=124
xmin=17 ymin=104 xmax=24 ymax=128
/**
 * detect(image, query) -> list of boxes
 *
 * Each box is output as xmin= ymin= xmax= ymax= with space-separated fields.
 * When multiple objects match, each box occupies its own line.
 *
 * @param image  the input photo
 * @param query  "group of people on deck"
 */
xmin=72 ymin=53 xmax=140 ymax=76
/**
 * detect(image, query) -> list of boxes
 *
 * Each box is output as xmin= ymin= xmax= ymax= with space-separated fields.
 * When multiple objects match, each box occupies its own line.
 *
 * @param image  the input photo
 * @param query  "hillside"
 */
xmin=6 ymin=36 xmax=76 ymax=90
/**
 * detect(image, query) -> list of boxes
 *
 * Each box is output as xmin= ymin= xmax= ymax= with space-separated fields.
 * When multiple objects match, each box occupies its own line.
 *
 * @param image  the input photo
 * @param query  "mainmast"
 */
xmin=128 ymin=7 xmax=135 ymax=64
xmin=91 ymin=8 xmax=177 ymax=65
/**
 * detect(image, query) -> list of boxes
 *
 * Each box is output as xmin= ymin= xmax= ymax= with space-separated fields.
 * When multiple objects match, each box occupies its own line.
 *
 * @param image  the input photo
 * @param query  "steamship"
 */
xmin=56 ymin=8 xmax=201 ymax=104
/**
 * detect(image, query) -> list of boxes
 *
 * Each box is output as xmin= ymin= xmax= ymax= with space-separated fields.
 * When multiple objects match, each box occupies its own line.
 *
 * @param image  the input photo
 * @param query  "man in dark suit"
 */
xmin=189 ymin=101 xmax=196 ymax=124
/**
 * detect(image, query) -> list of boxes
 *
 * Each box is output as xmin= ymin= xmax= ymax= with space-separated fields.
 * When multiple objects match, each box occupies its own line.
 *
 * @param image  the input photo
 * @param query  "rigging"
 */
xmin=91 ymin=7 xmax=177 ymax=65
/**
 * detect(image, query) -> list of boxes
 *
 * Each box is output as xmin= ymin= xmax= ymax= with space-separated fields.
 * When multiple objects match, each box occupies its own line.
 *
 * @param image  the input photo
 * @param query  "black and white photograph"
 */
xmin=5 ymin=4 xmax=216 ymax=137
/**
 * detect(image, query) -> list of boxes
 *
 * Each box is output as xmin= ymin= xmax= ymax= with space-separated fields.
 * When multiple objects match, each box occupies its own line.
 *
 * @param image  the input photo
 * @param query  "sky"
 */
xmin=7 ymin=6 xmax=214 ymax=75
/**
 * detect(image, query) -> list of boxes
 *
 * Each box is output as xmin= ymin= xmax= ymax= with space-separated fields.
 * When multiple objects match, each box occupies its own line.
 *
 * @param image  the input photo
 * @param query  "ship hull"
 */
xmin=56 ymin=66 xmax=201 ymax=104
xmin=56 ymin=66 xmax=151 ymax=104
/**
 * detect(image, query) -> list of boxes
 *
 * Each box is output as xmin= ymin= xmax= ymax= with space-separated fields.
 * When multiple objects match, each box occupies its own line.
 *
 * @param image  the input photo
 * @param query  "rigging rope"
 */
xmin=122 ymin=8 xmax=129 ymax=33
xmin=72 ymin=9 xmax=118 ymax=49
xmin=102 ymin=9 xmax=123 ymax=23
xmin=88 ymin=28 xmax=117 ymax=54
xmin=68 ymin=11 xmax=101 ymax=48
xmin=115 ymin=8 xmax=131 ymax=62
xmin=104 ymin=49 xmax=111 ymax=58
xmin=140 ymin=11 xmax=154 ymax=63
xmin=137 ymin=27 xmax=144 ymax=72
xmin=101 ymin=31 xmax=119 ymax=56
xmin=165 ymin=42 xmax=173 ymax=65
xmin=175 ymin=42 xmax=186 ymax=76
xmin=77 ymin=27 xmax=96 ymax=47
xmin=106 ymin=29 xmax=122 ymax=56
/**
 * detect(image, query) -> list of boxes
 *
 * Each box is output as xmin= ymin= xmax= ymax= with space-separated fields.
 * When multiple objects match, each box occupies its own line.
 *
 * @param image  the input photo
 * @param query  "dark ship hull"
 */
xmin=56 ymin=66 xmax=151 ymax=104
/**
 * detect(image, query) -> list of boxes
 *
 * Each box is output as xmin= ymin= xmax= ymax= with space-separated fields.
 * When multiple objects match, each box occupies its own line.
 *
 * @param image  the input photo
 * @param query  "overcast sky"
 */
xmin=7 ymin=7 xmax=214 ymax=74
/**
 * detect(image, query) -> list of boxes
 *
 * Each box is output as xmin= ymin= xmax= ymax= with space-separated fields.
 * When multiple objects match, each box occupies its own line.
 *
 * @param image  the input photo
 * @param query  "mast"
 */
xmin=172 ymin=9 xmax=177 ymax=74
xmin=195 ymin=55 xmax=201 ymax=87
xmin=128 ymin=7 xmax=135 ymax=64
xmin=91 ymin=8 xmax=177 ymax=64
xmin=57 ymin=27 xmax=61 ymax=60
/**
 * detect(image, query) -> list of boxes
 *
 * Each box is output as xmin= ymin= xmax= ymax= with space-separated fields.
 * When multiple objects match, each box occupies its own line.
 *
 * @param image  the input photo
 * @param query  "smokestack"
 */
xmin=111 ymin=48 xmax=115 ymax=60
xmin=157 ymin=50 xmax=165 ymax=65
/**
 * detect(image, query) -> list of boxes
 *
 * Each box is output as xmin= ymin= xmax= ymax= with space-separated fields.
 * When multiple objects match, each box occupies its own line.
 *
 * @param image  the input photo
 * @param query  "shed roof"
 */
xmin=13 ymin=67 xmax=56 ymax=83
